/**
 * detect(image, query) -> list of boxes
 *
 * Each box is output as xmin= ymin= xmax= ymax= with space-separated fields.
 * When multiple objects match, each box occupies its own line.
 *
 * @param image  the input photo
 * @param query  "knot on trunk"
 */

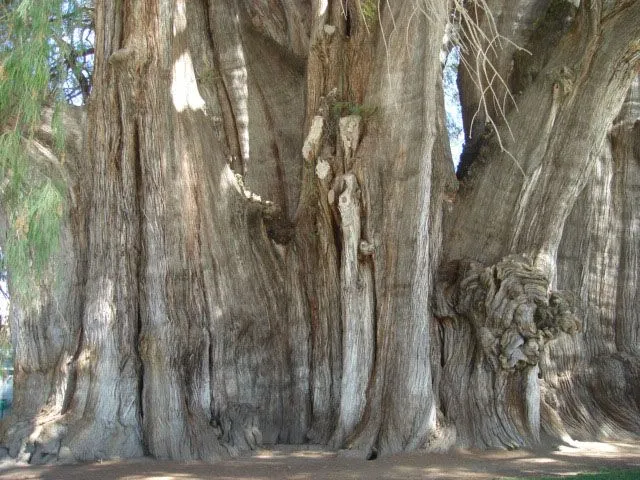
xmin=213 ymin=403 xmax=263 ymax=455
xmin=435 ymin=255 xmax=581 ymax=372
xmin=108 ymin=47 xmax=135 ymax=69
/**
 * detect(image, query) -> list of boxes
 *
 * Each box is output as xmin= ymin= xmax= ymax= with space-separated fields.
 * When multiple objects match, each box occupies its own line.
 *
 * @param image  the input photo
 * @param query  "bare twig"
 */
xmin=446 ymin=0 xmax=530 ymax=176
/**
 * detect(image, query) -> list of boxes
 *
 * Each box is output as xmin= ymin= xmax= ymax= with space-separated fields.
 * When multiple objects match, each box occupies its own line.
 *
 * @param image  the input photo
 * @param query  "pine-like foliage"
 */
xmin=0 ymin=1 xmax=92 ymax=299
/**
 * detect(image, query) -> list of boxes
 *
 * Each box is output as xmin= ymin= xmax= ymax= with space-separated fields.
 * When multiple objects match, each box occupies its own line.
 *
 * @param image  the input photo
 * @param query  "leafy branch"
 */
xmin=0 ymin=0 xmax=91 ymax=300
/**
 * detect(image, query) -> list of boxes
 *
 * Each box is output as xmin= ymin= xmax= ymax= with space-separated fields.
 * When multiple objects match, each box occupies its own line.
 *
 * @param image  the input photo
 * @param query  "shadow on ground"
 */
xmin=1 ymin=441 xmax=639 ymax=479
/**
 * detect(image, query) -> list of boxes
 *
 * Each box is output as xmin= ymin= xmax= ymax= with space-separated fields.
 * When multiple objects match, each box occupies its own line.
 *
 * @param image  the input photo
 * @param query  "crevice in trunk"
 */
xmin=61 ymin=322 xmax=83 ymax=416
xmin=131 ymin=111 xmax=145 ymax=451
xmin=344 ymin=8 xmax=352 ymax=38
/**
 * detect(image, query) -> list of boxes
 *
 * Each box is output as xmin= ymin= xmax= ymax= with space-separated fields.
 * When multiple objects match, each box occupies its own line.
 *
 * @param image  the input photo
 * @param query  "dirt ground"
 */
xmin=1 ymin=440 xmax=639 ymax=479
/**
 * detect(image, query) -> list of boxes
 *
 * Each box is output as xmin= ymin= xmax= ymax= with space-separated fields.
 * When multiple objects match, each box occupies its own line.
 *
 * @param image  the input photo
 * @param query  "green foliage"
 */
xmin=358 ymin=0 xmax=378 ymax=29
xmin=0 ymin=2 xmax=55 ymax=129
xmin=327 ymin=99 xmax=376 ymax=146
xmin=332 ymin=100 xmax=377 ymax=119
xmin=0 ymin=0 xmax=78 ymax=300
xmin=55 ymin=1 xmax=95 ymax=104
xmin=5 ymin=180 xmax=64 ymax=295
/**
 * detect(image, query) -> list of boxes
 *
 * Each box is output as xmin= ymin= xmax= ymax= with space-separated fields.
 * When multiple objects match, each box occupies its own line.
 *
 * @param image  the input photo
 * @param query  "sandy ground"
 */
xmin=1 ymin=441 xmax=639 ymax=479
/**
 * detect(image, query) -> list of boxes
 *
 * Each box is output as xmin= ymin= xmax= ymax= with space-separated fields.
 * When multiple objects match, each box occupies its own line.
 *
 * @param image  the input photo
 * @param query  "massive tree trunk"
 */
xmin=550 ymin=75 xmax=640 ymax=439
xmin=436 ymin=0 xmax=640 ymax=449
xmin=1 ymin=0 xmax=639 ymax=464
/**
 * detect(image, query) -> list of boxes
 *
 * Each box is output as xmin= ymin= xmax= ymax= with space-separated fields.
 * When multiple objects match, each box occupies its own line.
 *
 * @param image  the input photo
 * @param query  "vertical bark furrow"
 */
xmin=5 ymin=0 xmax=640 ymax=464
xmin=209 ymin=0 xmax=251 ymax=174
xmin=55 ymin=0 xmax=145 ymax=462
xmin=345 ymin=1 xmax=446 ymax=456
xmin=547 ymin=75 xmax=640 ymax=441
xmin=614 ymin=79 xmax=640 ymax=356
xmin=0 ymin=106 xmax=88 ymax=462
xmin=330 ymin=173 xmax=374 ymax=447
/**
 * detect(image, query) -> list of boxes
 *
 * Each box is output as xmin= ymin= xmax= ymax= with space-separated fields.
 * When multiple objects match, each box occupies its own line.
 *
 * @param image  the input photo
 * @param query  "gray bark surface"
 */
xmin=438 ymin=0 xmax=640 ymax=450
xmin=1 ymin=0 xmax=639 ymax=464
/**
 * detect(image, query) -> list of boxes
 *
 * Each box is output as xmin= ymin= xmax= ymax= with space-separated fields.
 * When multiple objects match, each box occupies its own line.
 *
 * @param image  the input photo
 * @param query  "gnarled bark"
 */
xmin=2 ymin=0 xmax=640 ymax=464
xmin=438 ymin=0 xmax=640 ymax=449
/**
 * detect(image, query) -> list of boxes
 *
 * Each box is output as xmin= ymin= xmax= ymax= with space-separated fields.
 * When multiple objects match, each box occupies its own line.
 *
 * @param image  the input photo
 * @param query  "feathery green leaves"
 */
xmin=0 ymin=1 xmax=91 ymax=300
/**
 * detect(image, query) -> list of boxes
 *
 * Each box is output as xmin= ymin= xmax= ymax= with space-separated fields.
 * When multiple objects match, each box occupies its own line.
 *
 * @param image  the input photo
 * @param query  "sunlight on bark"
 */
xmin=173 ymin=0 xmax=187 ymax=36
xmin=85 ymin=278 xmax=114 ymax=332
xmin=317 ymin=0 xmax=328 ymax=17
xmin=226 ymin=44 xmax=250 ymax=166
xmin=219 ymin=164 xmax=241 ymax=196
xmin=171 ymin=52 xmax=206 ymax=113
xmin=534 ymin=250 xmax=556 ymax=280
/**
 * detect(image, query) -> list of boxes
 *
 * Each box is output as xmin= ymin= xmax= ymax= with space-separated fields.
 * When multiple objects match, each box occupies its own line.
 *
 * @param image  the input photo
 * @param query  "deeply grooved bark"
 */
xmin=435 ymin=256 xmax=581 ymax=447
xmin=331 ymin=173 xmax=374 ymax=447
xmin=3 ymin=0 xmax=640 ymax=465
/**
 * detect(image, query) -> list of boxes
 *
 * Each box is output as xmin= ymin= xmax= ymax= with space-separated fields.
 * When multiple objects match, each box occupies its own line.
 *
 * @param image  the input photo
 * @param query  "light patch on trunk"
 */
xmin=219 ymin=164 xmax=242 ymax=195
xmin=77 ymin=349 xmax=92 ymax=368
xmin=534 ymin=250 xmax=556 ymax=279
xmin=302 ymin=116 xmax=324 ymax=162
xmin=173 ymin=0 xmax=187 ymax=36
xmin=323 ymin=24 xmax=336 ymax=36
xmin=316 ymin=159 xmax=331 ymax=180
xmin=525 ymin=364 xmax=540 ymax=442
xmin=339 ymin=115 xmax=361 ymax=169
xmin=171 ymin=52 xmax=206 ymax=113
xmin=331 ymin=173 xmax=375 ymax=446
xmin=224 ymin=47 xmax=250 ymax=165
xmin=317 ymin=0 xmax=328 ymax=17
